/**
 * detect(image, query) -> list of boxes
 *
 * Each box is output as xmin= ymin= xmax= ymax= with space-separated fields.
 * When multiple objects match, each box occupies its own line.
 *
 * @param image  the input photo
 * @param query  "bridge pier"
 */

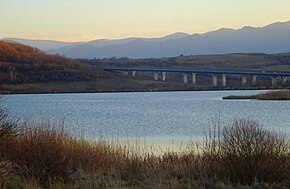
xmin=242 ymin=75 xmax=247 ymax=85
xmin=182 ymin=73 xmax=188 ymax=84
xmin=162 ymin=72 xmax=167 ymax=81
xmin=252 ymin=75 xmax=257 ymax=85
xmin=271 ymin=76 xmax=278 ymax=86
xmin=104 ymin=68 xmax=290 ymax=88
xmin=153 ymin=72 xmax=159 ymax=81
xmin=192 ymin=73 xmax=196 ymax=85
xmin=123 ymin=71 xmax=129 ymax=76
xmin=132 ymin=71 xmax=137 ymax=77
xmin=212 ymin=74 xmax=218 ymax=86
xmin=282 ymin=76 xmax=288 ymax=85
xmin=222 ymin=74 xmax=227 ymax=87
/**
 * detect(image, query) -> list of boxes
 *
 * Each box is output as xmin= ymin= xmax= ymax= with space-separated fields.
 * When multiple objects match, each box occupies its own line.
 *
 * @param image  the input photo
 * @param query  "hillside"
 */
xmin=0 ymin=41 xmax=172 ymax=94
xmin=83 ymin=53 xmax=290 ymax=72
xmin=0 ymin=41 xmax=95 ymax=84
xmin=1 ymin=41 xmax=290 ymax=94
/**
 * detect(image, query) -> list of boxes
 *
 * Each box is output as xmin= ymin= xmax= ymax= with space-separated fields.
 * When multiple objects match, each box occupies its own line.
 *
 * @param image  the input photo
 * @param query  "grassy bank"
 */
xmin=223 ymin=90 xmax=290 ymax=100
xmin=0 ymin=109 xmax=289 ymax=188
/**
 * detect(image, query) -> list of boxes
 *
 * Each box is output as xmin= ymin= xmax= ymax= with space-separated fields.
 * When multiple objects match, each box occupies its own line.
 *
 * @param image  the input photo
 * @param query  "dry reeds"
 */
xmin=0 ymin=121 xmax=126 ymax=185
xmin=0 ymin=109 xmax=289 ymax=188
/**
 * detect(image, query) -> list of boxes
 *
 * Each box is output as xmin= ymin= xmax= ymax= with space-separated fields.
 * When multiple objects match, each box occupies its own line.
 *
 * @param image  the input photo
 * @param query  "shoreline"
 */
xmin=1 ymin=86 xmax=283 ymax=95
xmin=223 ymin=89 xmax=290 ymax=100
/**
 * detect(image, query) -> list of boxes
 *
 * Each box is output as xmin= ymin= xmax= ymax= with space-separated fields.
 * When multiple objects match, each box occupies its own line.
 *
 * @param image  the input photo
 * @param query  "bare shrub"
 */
xmin=221 ymin=119 xmax=289 ymax=184
xmin=202 ymin=118 xmax=290 ymax=185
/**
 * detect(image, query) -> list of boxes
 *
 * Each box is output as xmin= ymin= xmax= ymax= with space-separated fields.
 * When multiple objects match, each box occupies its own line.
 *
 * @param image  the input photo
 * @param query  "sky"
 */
xmin=0 ymin=0 xmax=290 ymax=42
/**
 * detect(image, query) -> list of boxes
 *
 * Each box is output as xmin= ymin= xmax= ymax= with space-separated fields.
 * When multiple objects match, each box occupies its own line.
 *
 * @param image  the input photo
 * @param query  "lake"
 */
xmin=2 ymin=90 xmax=290 ymax=143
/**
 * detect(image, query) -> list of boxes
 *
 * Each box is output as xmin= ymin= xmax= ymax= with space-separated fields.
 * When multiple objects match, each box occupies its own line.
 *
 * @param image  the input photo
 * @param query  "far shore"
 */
xmin=1 ymin=83 xmax=285 ymax=95
xmin=223 ymin=89 xmax=290 ymax=100
xmin=0 ymin=88 xmax=269 ymax=95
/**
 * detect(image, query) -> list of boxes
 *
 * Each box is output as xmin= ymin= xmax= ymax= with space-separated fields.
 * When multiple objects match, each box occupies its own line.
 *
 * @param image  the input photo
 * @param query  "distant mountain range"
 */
xmin=3 ymin=21 xmax=290 ymax=59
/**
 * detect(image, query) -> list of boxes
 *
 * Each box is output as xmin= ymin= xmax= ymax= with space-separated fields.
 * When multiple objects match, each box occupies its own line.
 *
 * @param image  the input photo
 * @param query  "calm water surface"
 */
xmin=3 ymin=90 xmax=290 ymax=140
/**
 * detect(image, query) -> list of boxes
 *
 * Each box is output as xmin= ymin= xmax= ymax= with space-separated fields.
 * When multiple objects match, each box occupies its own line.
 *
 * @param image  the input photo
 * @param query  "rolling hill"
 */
xmin=0 ymin=41 xmax=95 ymax=84
xmin=1 ymin=41 xmax=290 ymax=94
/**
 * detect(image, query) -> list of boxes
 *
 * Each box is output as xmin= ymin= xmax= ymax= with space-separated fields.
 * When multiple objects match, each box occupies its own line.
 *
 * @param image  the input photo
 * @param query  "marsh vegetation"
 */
xmin=0 ymin=105 xmax=289 ymax=189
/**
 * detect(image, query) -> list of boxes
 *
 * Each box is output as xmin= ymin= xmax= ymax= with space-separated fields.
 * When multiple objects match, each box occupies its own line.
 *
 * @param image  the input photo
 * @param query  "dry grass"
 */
xmin=0 ymin=106 xmax=289 ymax=189
xmin=0 ymin=123 xmax=127 ymax=185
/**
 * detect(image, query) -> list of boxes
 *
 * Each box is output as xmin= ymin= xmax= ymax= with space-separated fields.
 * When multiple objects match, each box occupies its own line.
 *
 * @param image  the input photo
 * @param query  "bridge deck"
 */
xmin=104 ymin=67 xmax=290 ymax=77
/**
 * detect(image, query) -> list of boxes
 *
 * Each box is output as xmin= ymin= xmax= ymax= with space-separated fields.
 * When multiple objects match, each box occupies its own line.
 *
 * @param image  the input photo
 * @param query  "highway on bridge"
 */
xmin=104 ymin=67 xmax=290 ymax=87
xmin=104 ymin=67 xmax=290 ymax=77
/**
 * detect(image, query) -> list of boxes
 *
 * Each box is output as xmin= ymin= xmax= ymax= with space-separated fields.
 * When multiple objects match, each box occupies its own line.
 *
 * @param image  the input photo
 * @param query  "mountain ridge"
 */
xmin=3 ymin=21 xmax=290 ymax=58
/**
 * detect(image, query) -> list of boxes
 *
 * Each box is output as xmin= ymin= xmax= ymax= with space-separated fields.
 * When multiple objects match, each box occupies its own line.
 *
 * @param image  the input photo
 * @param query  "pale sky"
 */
xmin=0 ymin=0 xmax=290 ymax=42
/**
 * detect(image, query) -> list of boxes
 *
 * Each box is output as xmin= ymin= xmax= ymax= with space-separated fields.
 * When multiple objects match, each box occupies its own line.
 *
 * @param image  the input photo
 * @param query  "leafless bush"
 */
xmin=202 ymin=118 xmax=290 ymax=185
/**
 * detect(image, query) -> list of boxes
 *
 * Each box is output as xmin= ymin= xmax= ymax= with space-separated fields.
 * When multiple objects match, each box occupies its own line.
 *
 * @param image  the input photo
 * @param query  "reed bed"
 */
xmin=0 ymin=107 xmax=289 ymax=189
xmin=223 ymin=89 xmax=290 ymax=100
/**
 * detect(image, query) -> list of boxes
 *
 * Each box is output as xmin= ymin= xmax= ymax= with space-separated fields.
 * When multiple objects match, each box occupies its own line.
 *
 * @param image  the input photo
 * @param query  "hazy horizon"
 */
xmin=2 ymin=20 xmax=290 ymax=43
xmin=1 ymin=0 xmax=290 ymax=42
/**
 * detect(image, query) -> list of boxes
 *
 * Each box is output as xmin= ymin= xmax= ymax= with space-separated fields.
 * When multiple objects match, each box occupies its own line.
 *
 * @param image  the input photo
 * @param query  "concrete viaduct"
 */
xmin=104 ymin=67 xmax=290 ymax=87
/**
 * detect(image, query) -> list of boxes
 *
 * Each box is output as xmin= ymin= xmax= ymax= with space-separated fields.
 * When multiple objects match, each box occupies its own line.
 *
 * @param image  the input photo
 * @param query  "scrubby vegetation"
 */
xmin=223 ymin=90 xmax=290 ymax=100
xmin=0 ymin=106 xmax=289 ymax=188
xmin=0 ymin=41 xmax=97 ymax=84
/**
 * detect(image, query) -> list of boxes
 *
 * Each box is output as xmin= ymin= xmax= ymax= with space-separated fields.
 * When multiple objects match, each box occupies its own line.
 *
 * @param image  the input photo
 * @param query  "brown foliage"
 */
xmin=0 ymin=41 xmax=95 ymax=84
xmin=0 ymin=121 xmax=126 ymax=185
xmin=9 ymin=125 xmax=72 ymax=184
